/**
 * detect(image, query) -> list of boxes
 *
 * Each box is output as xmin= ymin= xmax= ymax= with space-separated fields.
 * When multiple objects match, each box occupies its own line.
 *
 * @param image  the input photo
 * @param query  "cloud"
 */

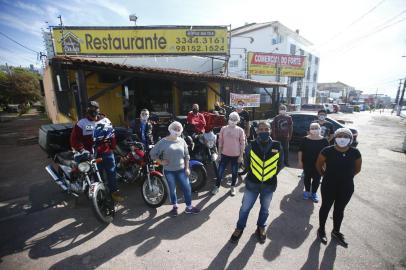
xmin=89 ymin=0 xmax=130 ymax=19
xmin=0 ymin=13 xmax=43 ymax=37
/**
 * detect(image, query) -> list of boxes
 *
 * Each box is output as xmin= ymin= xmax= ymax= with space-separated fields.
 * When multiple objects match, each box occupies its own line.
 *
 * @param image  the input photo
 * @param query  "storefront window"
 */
xmin=179 ymin=82 xmax=207 ymax=115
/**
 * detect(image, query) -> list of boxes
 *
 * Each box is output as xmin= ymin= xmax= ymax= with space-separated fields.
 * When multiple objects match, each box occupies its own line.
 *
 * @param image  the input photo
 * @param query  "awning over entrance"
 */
xmin=50 ymin=56 xmax=286 ymax=88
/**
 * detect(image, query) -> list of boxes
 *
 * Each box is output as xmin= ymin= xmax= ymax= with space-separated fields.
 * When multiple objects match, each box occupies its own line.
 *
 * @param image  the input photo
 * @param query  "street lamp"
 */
xmin=129 ymin=14 xmax=138 ymax=26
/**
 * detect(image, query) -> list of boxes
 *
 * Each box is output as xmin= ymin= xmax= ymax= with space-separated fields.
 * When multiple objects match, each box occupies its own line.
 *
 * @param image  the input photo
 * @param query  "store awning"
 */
xmin=50 ymin=56 xmax=286 ymax=88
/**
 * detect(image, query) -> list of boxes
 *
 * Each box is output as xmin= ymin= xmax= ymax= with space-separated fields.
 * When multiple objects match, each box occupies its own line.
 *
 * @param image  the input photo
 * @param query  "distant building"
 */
xmin=228 ymin=21 xmax=320 ymax=107
xmin=317 ymin=81 xmax=356 ymax=103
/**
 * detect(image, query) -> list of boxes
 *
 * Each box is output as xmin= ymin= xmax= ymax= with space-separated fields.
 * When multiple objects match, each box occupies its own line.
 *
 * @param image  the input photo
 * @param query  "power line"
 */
xmin=0 ymin=31 xmax=39 ymax=54
xmin=320 ymin=0 xmax=388 ymax=46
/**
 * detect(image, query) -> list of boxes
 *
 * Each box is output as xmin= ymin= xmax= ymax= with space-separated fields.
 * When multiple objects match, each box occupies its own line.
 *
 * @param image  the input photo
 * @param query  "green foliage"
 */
xmin=0 ymin=68 xmax=42 ymax=107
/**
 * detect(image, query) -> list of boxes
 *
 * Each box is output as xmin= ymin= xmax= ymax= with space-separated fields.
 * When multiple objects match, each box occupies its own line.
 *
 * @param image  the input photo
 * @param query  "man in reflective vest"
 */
xmin=230 ymin=121 xmax=284 ymax=244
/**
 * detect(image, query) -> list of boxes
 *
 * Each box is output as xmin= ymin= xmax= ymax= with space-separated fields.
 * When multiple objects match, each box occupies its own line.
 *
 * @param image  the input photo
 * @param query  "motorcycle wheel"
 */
xmin=91 ymin=183 xmax=115 ymax=224
xmin=141 ymin=175 xmax=168 ymax=208
xmin=189 ymin=165 xmax=207 ymax=192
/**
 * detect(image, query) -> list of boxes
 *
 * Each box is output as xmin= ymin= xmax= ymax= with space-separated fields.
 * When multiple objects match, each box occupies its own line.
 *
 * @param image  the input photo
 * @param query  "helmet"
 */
xmin=93 ymin=122 xmax=114 ymax=142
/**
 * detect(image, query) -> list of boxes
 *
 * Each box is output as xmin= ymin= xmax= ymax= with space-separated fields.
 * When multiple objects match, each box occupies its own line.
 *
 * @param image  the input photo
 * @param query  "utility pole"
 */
xmin=58 ymin=15 xmax=65 ymax=55
xmin=394 ymin=79 xmax=402 ymax=112
xmin=397 ymin=78 xmax=406 ymax=116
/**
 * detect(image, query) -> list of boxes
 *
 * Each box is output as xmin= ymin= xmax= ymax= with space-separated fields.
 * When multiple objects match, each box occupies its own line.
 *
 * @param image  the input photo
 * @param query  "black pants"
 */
xmin=303 ymin=169 xmax=321 ymax=193
xmin=278 ymin=138 xmax=289 ymax=166
xmin=319 ymin=180 xmax=354 ymax=232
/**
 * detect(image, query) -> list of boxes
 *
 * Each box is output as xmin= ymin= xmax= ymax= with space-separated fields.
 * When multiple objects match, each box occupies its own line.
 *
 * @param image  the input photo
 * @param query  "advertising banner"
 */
xmin=230 ymin=93 xmax=260 ymax=107
xmin=247 ymin=52 xmax=306 ymax=77
xmin=51 ymin=26 xmax=228 ymax=56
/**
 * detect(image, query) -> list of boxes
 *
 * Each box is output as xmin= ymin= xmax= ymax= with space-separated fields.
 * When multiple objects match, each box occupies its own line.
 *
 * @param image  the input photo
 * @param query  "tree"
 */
xmin=0 ymin=67 xmax=42 ymax=107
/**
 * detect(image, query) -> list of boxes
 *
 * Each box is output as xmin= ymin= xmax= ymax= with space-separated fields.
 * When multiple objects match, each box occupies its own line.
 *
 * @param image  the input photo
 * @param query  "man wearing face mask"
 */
xmin=70 ymin=101 xmax=123 ymax=202
xmin=315 ymin=110 xmax=334 ymax=143
xmin=186 ymin=103 xmax=206 ymax=134
xmin=230 ymin=121 xmax=284 ymax=244
xmin=130 ymin=109 xmax=154 ymax=148
xmin=235 ymin=100 xmax=250 ymax=138
xmin=271 ymin=104 xmax=293 ymax=166
xmin=212 ymin=112 xmax=245 ymax=196
xmin=315 ymin=128 xmax=362 ymax=247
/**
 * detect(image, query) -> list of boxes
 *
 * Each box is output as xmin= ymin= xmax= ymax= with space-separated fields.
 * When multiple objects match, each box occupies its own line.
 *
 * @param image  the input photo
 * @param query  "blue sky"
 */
xmin=0 ymin=0 xmax=405 ymax=97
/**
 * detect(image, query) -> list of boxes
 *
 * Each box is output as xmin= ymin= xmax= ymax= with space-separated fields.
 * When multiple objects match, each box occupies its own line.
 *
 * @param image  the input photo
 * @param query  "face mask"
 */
xmin=258 ymin=132 xmax=270 ymax=142
xmin=280 ymin=110 xmax=286 ymax=115
xmin=318 ymin=115 xmax=326 ymax=121
xmin=310 ymin=129 xmax=320 ymax=136
xmin=335 ymin=138 xmax=351 ymax=147
xmin=236 ymin=105 xmax=243 ymax=110
xmin=192 ymin=109 xmax=198 ymax=114
xmin=88 ymin=109 xmax=99 ymax=118
xmin=228 ymin=120 xmax=238 ymax=126
xmin=169 ymin=130 xmax=182 ymax=137
xmin=141 ymin=115 xmax=149 ymax=121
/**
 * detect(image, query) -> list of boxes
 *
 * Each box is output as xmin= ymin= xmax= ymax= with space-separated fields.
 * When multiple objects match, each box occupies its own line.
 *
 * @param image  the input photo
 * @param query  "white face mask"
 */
xmin=318 ymin=115 xmax=326 ymax=121
xmin=335 ymin=138 xmax=351 ymax=147
xmin=280 ymin=110 xmax=286 ymax=115
xmin=228 ymin=120 xmax=238 ymax=126
xmin=141 ymin=115 xmax=149 ymax=121
xmin=236 ymin=105 xmax=243 ymax=110
xmin=169 ymin=130 xmax=182 ymax=137
xmin=310 ymin=129 xmax=320 ymax=136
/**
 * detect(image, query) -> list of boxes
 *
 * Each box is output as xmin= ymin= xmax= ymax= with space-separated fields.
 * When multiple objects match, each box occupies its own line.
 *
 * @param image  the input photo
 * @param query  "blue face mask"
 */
xmin=258 ymin=132 xmax=270 ymax=142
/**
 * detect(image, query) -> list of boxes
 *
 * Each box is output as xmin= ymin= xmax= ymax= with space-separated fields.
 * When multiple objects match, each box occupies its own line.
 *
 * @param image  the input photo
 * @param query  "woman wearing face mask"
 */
xmin=315 ymin=128 xmax=362 ymax=247
xmin=298 ymin=123 xmax=329 ymax=202
xmin=212 ymin=112 xmax=246 ymax=196
xmin=150 ymin=121 xmax=200 ymax=216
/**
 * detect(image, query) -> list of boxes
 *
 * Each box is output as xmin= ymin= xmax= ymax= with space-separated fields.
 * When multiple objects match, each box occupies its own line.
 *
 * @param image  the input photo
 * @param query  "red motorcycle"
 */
xmin=115 ymin=140 xmax=168 ymax=208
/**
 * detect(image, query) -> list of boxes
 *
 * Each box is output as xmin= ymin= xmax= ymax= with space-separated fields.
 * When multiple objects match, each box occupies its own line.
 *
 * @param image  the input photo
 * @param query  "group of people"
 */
xmin=70 ymin=101 xmax=362 ymax=247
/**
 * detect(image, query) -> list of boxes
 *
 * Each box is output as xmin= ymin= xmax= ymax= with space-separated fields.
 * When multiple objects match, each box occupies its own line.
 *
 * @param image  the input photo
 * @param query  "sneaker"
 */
xmin=317 ymin=228 xmax=328 ymax=245
xmin=303 ymin=191 xmax=310 ymax=200
xmin=230 ymin=186 xmax=236 ymax=196
xmin=255 ymin=226 xmax=266 ymax=244
xmin=211 ymin=186 xmax=219 ymax=195
xmin=185 ymin=206 xmax=200 ymax=214
xmin=111 ymin=191 xmax=124 ymax=202
xmin=170 ymin=206 xmax=178 ymax=217
xmin=230 ymin=229 xmax=243 ymax=243
xmin=311 ymin=193 xmax=319 ymax=203
xmin=331 ymin=230 xmax=348 ymax=248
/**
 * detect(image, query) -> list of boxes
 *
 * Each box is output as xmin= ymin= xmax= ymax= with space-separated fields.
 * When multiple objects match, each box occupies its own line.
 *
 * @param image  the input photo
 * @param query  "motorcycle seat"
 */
xmin=55 ymin=151 xmax=75 ymax=167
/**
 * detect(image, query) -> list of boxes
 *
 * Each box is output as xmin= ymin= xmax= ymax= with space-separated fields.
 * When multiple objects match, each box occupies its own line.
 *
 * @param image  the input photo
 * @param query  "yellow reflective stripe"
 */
xmin=250 ymin=157 xmax=263 ymax=174
xmin=263 ymin=161 xmax=278 ymax=174
xmin=250 ymin=164 xmax=263 ymax=180
xmin=263 ymin=167 xmax=277 ymax=181
xmin=250 ymin=150 xmax=263 ymax=167
xmin=264 ymin=153 xmax=280 ymax=167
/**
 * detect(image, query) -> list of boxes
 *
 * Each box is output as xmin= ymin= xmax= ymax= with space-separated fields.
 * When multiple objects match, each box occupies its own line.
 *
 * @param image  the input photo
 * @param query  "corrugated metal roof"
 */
xmin=51 ymin=56 xmax=286 ymax=87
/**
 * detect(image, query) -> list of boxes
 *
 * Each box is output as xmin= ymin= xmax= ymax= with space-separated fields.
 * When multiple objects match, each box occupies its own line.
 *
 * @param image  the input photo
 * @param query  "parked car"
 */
xmin=301 ymin=104 xmax=333 ymax=113
xmin=269 ymin=112 xmax=358 ymax=147
xmin=4 ymin=104 xmax=22 ymax=113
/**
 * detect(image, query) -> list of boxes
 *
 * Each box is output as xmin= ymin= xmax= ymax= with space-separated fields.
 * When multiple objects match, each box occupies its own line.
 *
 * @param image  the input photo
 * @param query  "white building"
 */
xmin=228 ymin=21 xmax=320 ymax=106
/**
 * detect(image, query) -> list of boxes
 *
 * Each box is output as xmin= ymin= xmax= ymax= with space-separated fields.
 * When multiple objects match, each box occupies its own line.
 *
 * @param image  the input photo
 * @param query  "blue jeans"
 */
xmin=216 ymin=154 xmax=239 ymax=187
xmin=236 ymin=180 xmax=274 ymax=230
xmin=97 ymin=152 xmax=117 ymax=193
xmin=164 ymin=169 xmax=192 ymax=207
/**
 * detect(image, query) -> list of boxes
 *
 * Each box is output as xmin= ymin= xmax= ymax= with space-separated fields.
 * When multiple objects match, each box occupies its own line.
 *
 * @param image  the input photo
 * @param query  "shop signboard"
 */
xmin=51 ymin=26 xmax=228 ymax=56
xmin=230 ymin=93 xmax=260 ymax=107
xmin=247 ymin=52 xmax=306 ymax=77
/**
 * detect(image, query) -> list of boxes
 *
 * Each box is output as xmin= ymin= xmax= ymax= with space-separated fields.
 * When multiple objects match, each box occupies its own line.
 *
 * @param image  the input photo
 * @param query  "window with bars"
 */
xmin=305 ymin=86 xmax=310 ymax=97
xmin=312 ymin=87 xmax=316 ymax=97
xmin=229 ymin=60 xmax=239 ymax=68
xmin=290 ymin=44 xmax=296 ymax=54
xmin=313 ymin=72 xmax=318 ymax=82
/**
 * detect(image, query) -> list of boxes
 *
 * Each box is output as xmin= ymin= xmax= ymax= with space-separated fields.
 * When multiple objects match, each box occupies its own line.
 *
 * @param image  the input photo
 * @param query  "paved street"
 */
xmin=0 ymin=111 xmax=405 ymax=270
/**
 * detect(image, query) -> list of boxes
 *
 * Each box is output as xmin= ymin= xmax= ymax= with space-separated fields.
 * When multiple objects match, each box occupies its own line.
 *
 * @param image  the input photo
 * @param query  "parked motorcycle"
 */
xmin=184 ymin=126 xmax=219 ymax=191
xmin=45 ymin=150 xmax=115 ymax=223
xmin=115 ymin=137 xmax=168 ymax=208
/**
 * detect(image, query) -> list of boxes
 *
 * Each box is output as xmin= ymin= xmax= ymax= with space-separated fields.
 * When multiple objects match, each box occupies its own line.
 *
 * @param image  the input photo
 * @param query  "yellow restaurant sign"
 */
xmin=247 ymin=52 xmax=306 ymax=77
xmin=52 ymin=26 xmax=229 ymax=56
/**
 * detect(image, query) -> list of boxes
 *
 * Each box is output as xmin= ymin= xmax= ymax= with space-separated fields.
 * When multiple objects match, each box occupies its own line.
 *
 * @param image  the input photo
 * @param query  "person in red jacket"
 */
xmin=186 ymin=103 xmax=206 ymax=134
xmin=70 ymin=101 xmax=123 ymax=202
